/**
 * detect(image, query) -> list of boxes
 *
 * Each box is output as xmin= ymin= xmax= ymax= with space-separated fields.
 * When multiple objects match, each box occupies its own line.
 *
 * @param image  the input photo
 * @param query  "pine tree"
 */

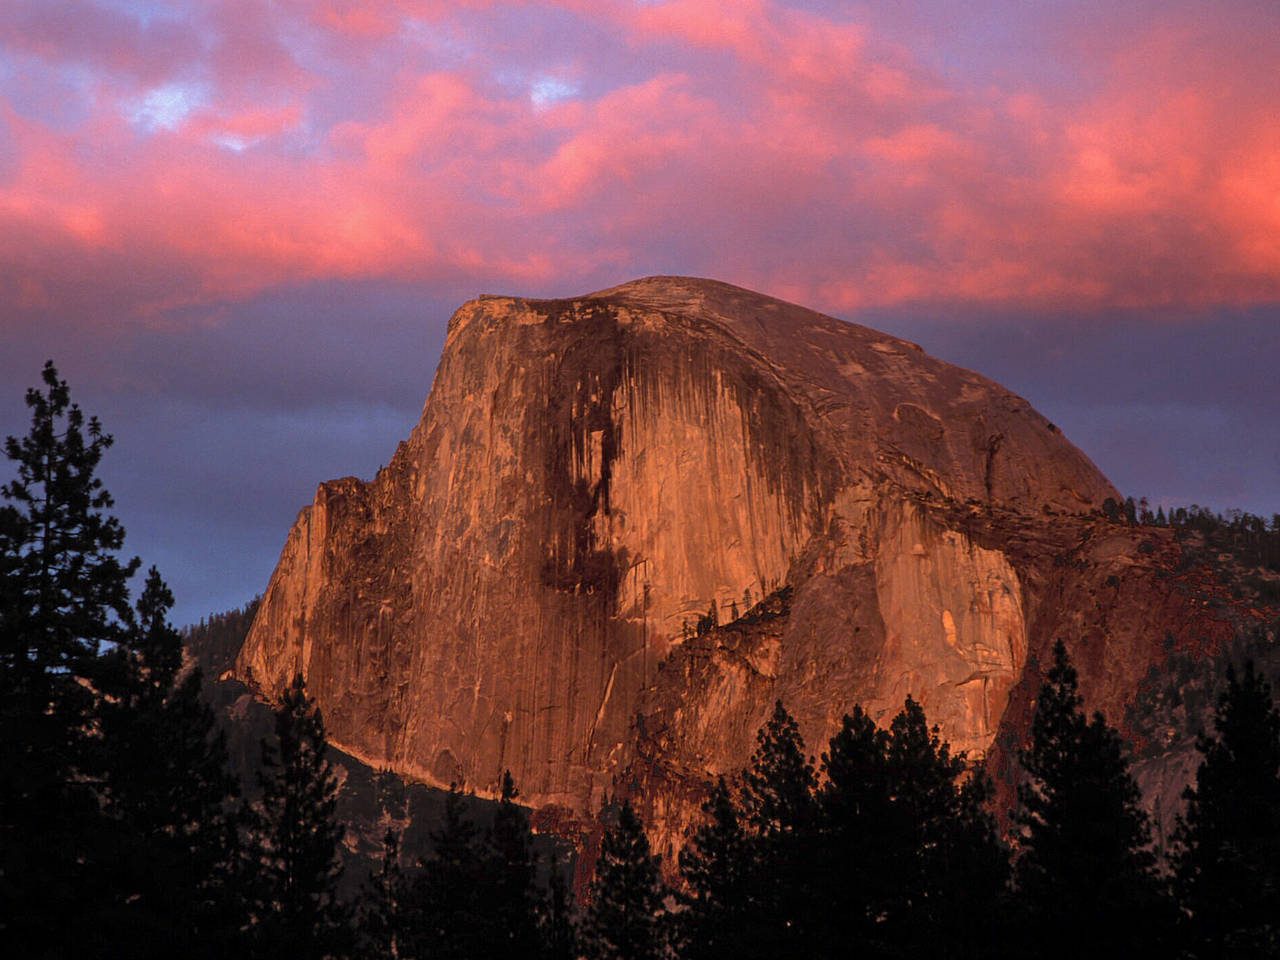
xmin=95 ymin=568 xmax=246 ymax=956
xmin=541 ymin=850 xmax=579 ymax=960
xmin=816 ymin=698 xmax=1008 ymax=958
xmin=484 ymin=770 xmax=542 ymax=960
xmin=678 ymin=776 xmax=752 ymax=960
xmin=248 ymin=674 xmax=350 ymax=959
xmin=741 ymin=700 xmax=817 ymax=838
xmin=1013 ymin=641 xmax=1168 ymax=958
xmin=583 ymin=800 xmax=669 ymax=960
xmin=880 ymin=697 xmax=1008 ymax=958
xmin=0 ymin=362 xmax=139 ymax=955
xmin=404 ymin=782 xmax=487 ymax=960
xmin=1172 ymin=661 xmax=1280 ymax=957
xmin=359 ymin=829 xmax=408 ymax=960
xmin=1 ymin=364 xmax=249 ymax=955
xmin=737 ymin=700 xmax=819 ymax=957
xmin=817 ymin=703 xmax=892 ymax=953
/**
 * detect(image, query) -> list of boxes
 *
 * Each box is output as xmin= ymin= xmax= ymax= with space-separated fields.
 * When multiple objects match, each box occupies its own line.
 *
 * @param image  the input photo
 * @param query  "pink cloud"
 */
xmin=526 ymin=74 xmax=720 ymax=212
xmin=309 ymin=0 xmax=400 ymax=38
xmin=0 ymin=0 xmax=1277 ymax=327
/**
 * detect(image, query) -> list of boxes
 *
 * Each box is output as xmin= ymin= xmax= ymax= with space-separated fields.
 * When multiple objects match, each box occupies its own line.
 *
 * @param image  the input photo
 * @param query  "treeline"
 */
xmin=5 ymin=364 xmax=1280 ymax=958
xmin=588 ymin=641 xmax=1280 ymax=960
xmin=182 ymin=597 xmax=261 ymax=678
xmin=1102 ymin=495 xmax=1280 ymax=573
xmin=362 ymin=640 xmax=1280 ymax=960
xmin=2 ymin=364 xmax=279 ymax=957
xmin=1128 ymin=620 xmax=1280 ymax=754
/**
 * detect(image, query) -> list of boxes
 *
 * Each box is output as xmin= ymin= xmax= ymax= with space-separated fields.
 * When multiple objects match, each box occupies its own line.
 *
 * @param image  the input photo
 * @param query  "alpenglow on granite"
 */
xmin=237 ymin=277 xmax=1225 ymax=853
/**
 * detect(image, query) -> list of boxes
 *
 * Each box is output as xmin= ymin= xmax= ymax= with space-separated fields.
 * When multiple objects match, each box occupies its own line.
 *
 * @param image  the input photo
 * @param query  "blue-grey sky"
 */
xmin=4 ymin=282 xmax=1276 ymax=627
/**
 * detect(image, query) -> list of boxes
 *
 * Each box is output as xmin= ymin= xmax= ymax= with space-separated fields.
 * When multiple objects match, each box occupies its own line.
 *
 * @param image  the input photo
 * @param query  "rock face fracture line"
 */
xmin=235 ymin=275 xmax=1234 ymax=859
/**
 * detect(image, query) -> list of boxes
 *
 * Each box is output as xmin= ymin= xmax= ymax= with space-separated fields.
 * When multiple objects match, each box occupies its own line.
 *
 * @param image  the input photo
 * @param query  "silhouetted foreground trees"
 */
xmin=1172 ymin=661 xmax=1280 ymax=957
xmin=0 ymin=363 xmax=248 ymax=958
xmin=5 ymin=364 xmax=1280 ymax=958
xmin=1013 ymin=641 xmax=1172 ymax=958
xmin=0 ymin=364 xmax=579 ymax=959
xmin=670 ymin=696 xmax=1009 ymax=960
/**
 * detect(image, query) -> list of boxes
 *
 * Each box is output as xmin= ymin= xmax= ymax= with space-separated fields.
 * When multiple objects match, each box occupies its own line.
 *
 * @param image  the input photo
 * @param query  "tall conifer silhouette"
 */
xmin=248 ymin=674 xmax=349 ymax=959
xmin=484 ymin=770 xmax=542 ymax=959
xmin=1013 ymin=641 xmax=1168 ymax=957
xmin=0 ymin=362 xmax=139 ymax=956
xmin=540 ymin=849 xmax=579 ymax=960
xmin=97 ymin=568 xmax=244 ymax=956
xmin=678 ymin=776 xmax=751 ymax=960
xmin=738 ymin=700 xmax=819 ymax=956
xmin=583 ymin=800 xmax=669 ymax=960
xmin=359 ymin=829 xmax=407 ymax=959
xmin=405 ymin=782 xmax=487 ymax=959
xmin=1173 ymin=661 xmax=1280 ymax=956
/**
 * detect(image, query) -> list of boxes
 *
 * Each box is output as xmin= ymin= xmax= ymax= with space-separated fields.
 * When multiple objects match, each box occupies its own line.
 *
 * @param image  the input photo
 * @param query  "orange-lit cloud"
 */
xmin=0 ymin=0 xmax=1276 ymax=326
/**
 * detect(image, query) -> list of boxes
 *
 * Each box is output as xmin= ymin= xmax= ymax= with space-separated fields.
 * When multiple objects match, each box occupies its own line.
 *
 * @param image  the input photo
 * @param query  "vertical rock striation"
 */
xmin=238 ymin=276 xmax=1228 ymax=851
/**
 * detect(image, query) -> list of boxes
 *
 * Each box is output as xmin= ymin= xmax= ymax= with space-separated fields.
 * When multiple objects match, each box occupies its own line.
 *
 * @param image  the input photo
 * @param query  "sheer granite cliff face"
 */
xmin=238 ymin=276 xmax=1132 ymax=837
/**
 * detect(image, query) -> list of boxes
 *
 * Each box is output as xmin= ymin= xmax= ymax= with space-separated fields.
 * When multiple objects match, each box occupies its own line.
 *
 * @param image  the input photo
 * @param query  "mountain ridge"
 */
xmin=234 ymin=276 xmax=1240 ymax=861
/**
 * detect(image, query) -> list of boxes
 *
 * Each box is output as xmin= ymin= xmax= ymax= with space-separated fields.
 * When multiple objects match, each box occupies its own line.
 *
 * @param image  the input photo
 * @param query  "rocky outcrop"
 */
xmin=237 ymin=276 xmax=1248 ymax=853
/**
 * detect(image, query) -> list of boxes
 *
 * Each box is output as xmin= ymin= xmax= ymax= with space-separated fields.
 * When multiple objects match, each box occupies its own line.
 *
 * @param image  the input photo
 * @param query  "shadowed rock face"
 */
xmin=239 ymin=276 xmax=1138 ymax=841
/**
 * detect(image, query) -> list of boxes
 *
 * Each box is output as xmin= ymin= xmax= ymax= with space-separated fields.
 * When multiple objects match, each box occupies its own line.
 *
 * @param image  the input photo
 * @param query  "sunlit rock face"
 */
xmin=237 ymin=276 xmax=1124 ymax=836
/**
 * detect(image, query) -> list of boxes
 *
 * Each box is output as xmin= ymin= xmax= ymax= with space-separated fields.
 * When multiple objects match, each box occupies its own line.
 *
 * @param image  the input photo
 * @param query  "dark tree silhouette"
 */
xmin=540 ymin=850 xmax=579 ymax=960
xmin=0 ymin=362 xmax=140 ymax=956
xmin=1173 ymin=661 xmax=1280 ymax=957
xmin=1013 ymin=641 xmax=1169 ymax=958
xmin=404 ymin=782 xmax=487 ymax=959
xmin=402 ymin=770 xmax=550 ymax=959
xmin=484 ymin=770 xmax=542 ymax=960
xmin=737 ymin=700 xmax=819 ymax=957
xmin=881 ymin=696 xmax=1008 ymax=957
xmin=678 ymin=776 xmax=752 ymax=960
xmin=817 ymin=698 xmax=1008 ymax=958
xmin=96 ymin=568 xmax=245 ymax=956
xmin=247 ymin=674 xmax=349 ymax=960
xmin=359 ymin=829 xmax=408 ymax=960
xmin=583 ymin=800 xmax=669 ymax=960
xmin=818 ymin=703 xmax=892 ymax=953
xmin=741 ymin=700 xmax=817 ymax=838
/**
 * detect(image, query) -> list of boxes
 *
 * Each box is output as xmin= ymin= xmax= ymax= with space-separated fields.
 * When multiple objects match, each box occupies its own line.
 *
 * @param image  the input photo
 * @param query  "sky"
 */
xmin=0 ymin=0 xmax=1277 ymax=626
